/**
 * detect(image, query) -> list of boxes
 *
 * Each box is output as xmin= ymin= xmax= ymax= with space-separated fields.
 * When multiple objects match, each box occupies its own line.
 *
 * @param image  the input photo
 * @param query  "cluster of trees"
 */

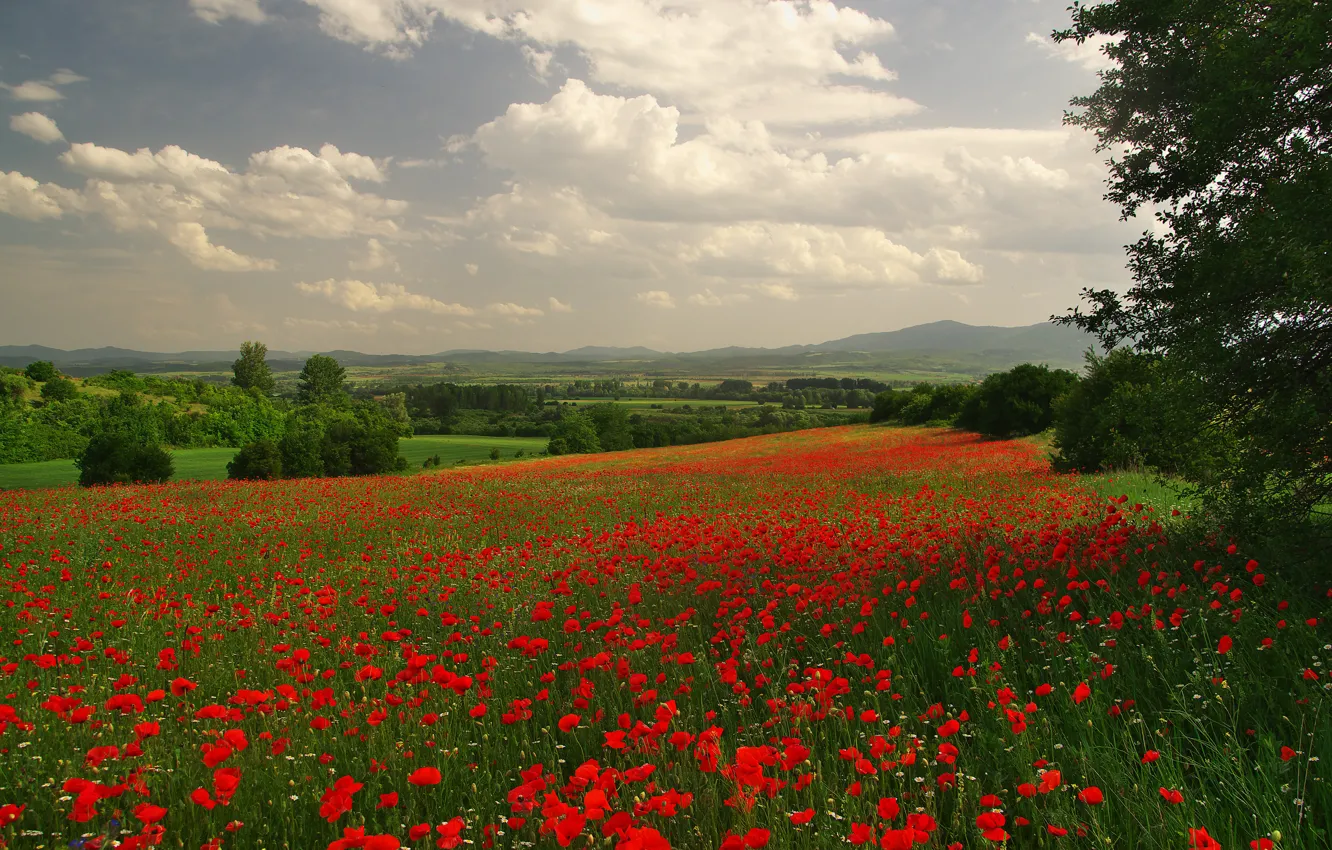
xmin=546 ymin=403 xmax=859 ymax=456
xmin=1048 ymin=0 xmax=1331 ymax=524
xmin=1 ymin=345 xmax=409 ymax=486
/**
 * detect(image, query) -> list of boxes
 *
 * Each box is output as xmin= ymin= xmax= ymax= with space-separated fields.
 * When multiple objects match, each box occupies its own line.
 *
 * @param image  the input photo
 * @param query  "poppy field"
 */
xmin=0 ymin=425 xmax=1326 ymax=850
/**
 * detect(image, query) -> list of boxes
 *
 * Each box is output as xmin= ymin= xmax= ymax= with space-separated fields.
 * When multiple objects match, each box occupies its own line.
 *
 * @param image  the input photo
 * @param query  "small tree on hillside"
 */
xmin=232 ymin=341 xmax=276 ymax=395
xmin=25 ymin=361 xmax=57 ymax=382
xmin=298 ymin=354 xmax=347 ymax=404
xmin=39 ymin=376 xmax=79 ymax=403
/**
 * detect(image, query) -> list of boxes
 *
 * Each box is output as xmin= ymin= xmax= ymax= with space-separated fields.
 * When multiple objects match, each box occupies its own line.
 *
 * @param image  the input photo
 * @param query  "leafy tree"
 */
xmin=25 ymin=361 xmax=57 ymax=382
xmin=547 ymin=411 xmax=601 ymax=455
xmin=279 ymin=412 xmax=328 ymax=478
xmin=231 ymin=341 xmax=276 ymax=395
xmin=1 ymin=371 xmax=33 ymax=408
xmin=227 ymin=439 xmax=284 ymax=481
xmin=958 ymin=364 xmax=1080 ymax=438
xmin=869 ymin=390 xmax=904 ymax=423
xmin=298 ymin=354 xmax=347 ymax=404
xmin=1053 ymin=0 xmax=1332 ymax=518
xmin=40 ymin=376 xmax=79 ymax=403
xmin=489 ymin=447 xmax=502 ymax=461
xmin=587 ymin=404 xmax=634 ymax=451
xmin=378 ymin=392 xmax=411 ymax=430
xmin=1052 ymin=349 xmax=1221 ymax=477
xmin=77 ymin=433 xmax=174 ymax=486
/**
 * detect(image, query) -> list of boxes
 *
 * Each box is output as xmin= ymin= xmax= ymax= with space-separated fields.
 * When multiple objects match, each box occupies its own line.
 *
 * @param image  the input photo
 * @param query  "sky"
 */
xmin=0 ymin=0 xmax=1135 ymax=354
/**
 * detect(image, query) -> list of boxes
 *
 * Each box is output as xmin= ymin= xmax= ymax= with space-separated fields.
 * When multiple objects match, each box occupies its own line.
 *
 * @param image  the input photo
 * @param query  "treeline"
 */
xmin=541 ymin=376 xmax=893 ymax=405
xmin=545 ymin=404 xmax=861 ymax=455
xmin=0 ymin=365 xmax=285 ymax=464
xmin=871 ymin=354 xmax=1227 ymax=487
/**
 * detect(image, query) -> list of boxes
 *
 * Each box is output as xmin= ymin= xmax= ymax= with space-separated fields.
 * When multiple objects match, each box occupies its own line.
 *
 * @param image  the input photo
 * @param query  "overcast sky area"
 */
xmin=0 ymin=0 xmax=1134 ymax=354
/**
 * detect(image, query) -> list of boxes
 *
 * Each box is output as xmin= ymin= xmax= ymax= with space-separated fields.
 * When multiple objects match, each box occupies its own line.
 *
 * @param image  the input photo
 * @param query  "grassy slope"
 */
xmin=0 ymin=435 xmax=549 ymax=490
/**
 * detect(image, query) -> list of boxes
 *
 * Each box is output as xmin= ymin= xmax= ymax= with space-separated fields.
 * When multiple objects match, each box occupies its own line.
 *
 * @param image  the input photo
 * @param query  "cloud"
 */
xmin=547 ymin=296 xmax=573 ymax=313
xmin=191 ymin=0 xmax=268 ymax=23
xmin=487 ymin=301 xmax=543 ymax=316
xmin=0 ymin=137 xmax=408 ymax=269
xmin=48 ymin=69 xmax=89 ymax=86
xmin=0 ymin=171 xmax=73 ymax=220
xmin=350 ymin=237 xmax=399 ymax=271
xmin=464 ymin=262 xmax=479 ymax=275
xmin=1025 ymin=32 xmax=1117 ymax=73
xmin=2 ymin=68 xmax=88 ymax=101
xmin=2 ymin=81 xmax=64 ymax=102
xmin=681 ymin=222 xmax=984 ymax=287
xmin=686 ymin=289 xmax=749 ymax=307
xmin=168 ymin=222 xmax=276 ymax=271
xmin=636 ymin=290 xmax=675 ymax=309
xmin=9 ymin=112 xmax=64 ymax=144
xmin=296 ymin=0 xmax=912 ymax=125
xmin=296 ymin=278 xmax=475 ymax=315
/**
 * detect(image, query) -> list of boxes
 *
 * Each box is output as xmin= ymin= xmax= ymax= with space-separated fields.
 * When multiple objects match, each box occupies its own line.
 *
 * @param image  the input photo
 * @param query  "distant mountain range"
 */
xmin=0 ymin=321 xmax=1099 ymax=376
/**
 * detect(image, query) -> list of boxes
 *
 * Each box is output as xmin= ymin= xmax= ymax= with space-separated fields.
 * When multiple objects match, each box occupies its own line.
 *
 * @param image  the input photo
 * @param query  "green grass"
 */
xmin=398 ymin=434 xmax=548 ymax=467
xmin=0 ymin=436 xmax=549 ymax=490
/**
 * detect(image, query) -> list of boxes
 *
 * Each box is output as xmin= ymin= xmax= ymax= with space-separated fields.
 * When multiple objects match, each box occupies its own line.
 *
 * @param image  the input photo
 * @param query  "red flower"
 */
xmin=790 ymin=808 xmax=814 ymax=825
xmin=408 ymin=767 xmax=441 ymax=786
xmin=558 ymin=714 xmax=581 ymax=733
xmin=1077 ymin=787 xmax=1104 ymax=805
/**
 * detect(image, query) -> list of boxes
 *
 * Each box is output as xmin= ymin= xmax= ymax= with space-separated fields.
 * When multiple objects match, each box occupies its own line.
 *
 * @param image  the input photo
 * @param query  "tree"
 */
xmin=1052 ymin=349 xmax=1223 ymax=478
xmin=378 ymin=392 xmax=410 ymax=430
xmin=25 ymin=361 xmax=57 ymax=382
xmin=40 ymin=376 xmax=79 ymax=403
xmin=231 ymin=341 xmax=276 ymax=395
xmin=298 ymin=354 xmax=347 ymax=404
xmin=77 ymin=433 xmax=174 ymax=486
xmin=546 ymin=411 xmax=601 ymax=455
xmin=227 ymin=439 xmax=284 ymax=481
xmin=957 ymin=364 xmax=1080 ymax=438
xmin=1053 ymin=0 xmax=1332 ymax=518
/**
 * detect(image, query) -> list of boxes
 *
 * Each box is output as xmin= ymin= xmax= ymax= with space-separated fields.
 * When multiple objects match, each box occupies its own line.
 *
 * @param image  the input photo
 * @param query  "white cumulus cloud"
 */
xmin=296 ymin=278 xmax=476 ymax=315
xmin=9 ymin=112 xmax=64 ymax=143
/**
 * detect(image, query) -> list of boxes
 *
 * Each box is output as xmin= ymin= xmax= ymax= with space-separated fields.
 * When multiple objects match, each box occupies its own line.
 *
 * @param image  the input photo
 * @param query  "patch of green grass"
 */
xmin=398 ymin=434 xmax=548 ymax=468
xmin=0 ymin=437 xmax=550 ymax=491
xmin=1081 ymin=469 xmax=1200 ymax=516
xmin=0 ymin=448 xmax=239 ymax=490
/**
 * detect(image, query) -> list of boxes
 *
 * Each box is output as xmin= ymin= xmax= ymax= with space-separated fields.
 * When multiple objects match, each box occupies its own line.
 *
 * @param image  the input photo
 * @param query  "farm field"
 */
xmin=0 ymin=436 xmax=548 ymax=490
xmin=0 ymin=425 xmax=1325 ymax=850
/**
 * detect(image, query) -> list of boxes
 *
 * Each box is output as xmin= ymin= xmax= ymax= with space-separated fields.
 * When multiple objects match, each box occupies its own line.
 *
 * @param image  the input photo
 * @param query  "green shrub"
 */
xmin=958 ymin=364 xmax=1080 ymax=438
xmin=1052 ymin=349 xmax=1218 ymax=475
xmin=76 ymin=433 xmax=174 ymax=486
xmin=24 ymin=361 xmax=57 ymax=382
xmin=40 ymin=377 xmax=79 ymax=403
xmin=227 ymin=439 xmax=284 ymax=481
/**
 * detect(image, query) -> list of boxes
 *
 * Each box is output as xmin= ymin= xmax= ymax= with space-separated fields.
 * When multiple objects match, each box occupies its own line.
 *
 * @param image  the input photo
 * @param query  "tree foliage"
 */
xmin=958 ymin=364 xmax=1080 ymax=438
xmin=546 ymin=411 xmax=602 ymax=456
xmin=231 ymin=341 xmax=276 ymax=395
xmin=1052 ymin=349 xmax=1220 ymax=477
xmin=77 ymin=433 xmax=174 ymax=486
xmin=227 ymin=439 xmax=284 ymax=481
xmin=1054 ymin=0 xmax=1332 ymax=518
xmin=298 ymin=354 xmax=347 ymax=405
xmin=39 ymin=376 xmax=79 ymax=403
xmin=24 ymin=361 xmax=57 ymax=382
